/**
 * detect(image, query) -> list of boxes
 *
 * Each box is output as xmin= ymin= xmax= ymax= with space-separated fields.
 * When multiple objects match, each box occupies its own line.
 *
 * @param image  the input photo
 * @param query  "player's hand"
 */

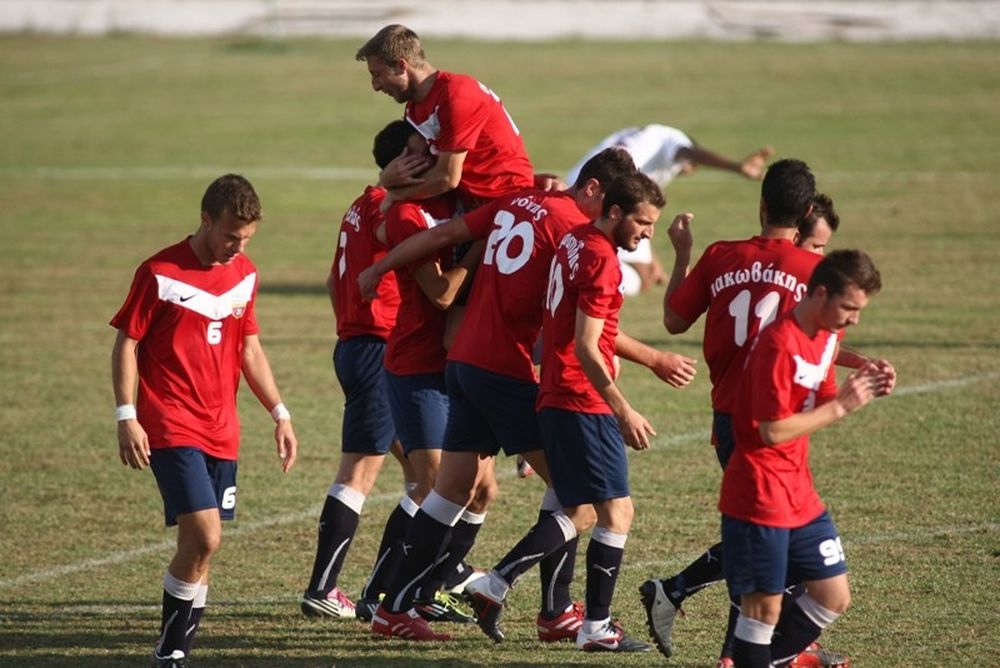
xmin=274 ymin=420 xmax=297 ymax=473
xmin=617 ymin=408 xmax=656 ymax=450
xmin=533 ymin=172 xmax=566 ymax=191
xmin=740 ymin=146 xmax=775 ymax=180
xmin=650 ymin=350 xmax=697 ymax=388
xmin=667 ymin=212 xmax=695 ymax=255
xmin=872 ymin=358 xmax=897 ymax=396
xmin=117 ymin=419 xmax=151 ymax=470
xmin=357 ymin=264 xmax=383 ymax=301
xmin=379 ymin=148 xmax=431 ymax=189
xmin=835 ymin=363 xmax=882 ymax=414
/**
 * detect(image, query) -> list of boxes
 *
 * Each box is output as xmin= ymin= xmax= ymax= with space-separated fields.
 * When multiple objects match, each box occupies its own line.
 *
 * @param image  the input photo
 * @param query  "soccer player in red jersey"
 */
xmin=358 ymin=149 xmax=695 ymax=643
xmin=356 ymin=24 xmax=535 ymax=211
xmin=299 ymin=123 xmax=422 ymax=621
xmin=349 ymin=120 xmax=482 ymax=628
xmin=721 ymin=250 xmax=892 ymax=668
xmin=460 ymin=173 xmax=680 ymax=653
xmin=110 ymin=175 xmax=297 ymax=668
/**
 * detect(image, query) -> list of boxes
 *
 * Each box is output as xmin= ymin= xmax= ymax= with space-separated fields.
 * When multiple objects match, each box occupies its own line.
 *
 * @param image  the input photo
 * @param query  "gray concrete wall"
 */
xmin=2 ymin=0 xmax=999 ymax=40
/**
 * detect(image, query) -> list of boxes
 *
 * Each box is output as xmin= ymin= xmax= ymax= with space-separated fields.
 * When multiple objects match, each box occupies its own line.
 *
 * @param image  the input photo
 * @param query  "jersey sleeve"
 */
xmin=109 ymin=262 xmax=161 ymax=341
xmin=385 ymin=204 xmax=435 ymax=274
xmin=667 ymin=246 xmax=713 ymax=324
xmin=750 ymin=331 xmax=796 ymax=423
xmin=576 ymin=249 xmax=620 ymax=320
xmin=462 ymin=197 xmax=503 ymax=240
xmin=435 ymin=82 xmax=488 ymax=153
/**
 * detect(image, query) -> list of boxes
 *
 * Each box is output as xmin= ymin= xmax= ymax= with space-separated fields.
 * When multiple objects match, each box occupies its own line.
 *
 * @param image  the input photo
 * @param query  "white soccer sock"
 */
xmin=328 ymin=483 xmax=366 ymax=515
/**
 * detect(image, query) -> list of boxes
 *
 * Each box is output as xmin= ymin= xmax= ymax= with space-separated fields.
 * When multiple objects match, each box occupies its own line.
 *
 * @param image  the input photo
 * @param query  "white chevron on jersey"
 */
xmin=406 ymin=108 xmax=442 ymax=149
xmin=792 ymin=333 xmax=838 ymax=390
xmin=155 ymin=273 xmax=256 ymax=320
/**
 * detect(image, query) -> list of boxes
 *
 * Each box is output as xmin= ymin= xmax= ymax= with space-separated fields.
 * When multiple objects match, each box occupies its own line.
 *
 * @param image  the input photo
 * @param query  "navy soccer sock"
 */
xmin=732 ymin=615 xmax=775 ymax=668
xmin=307 ymin=485 xmax=363 ymax=595
xmin=155 ymin=573 xmax=199 ymax=658
xmin=360 ymin=498 xmax=415 ymax=600
xmin=494 ymin=511 xmax=575 ymax=587
xmin=537 ymin=508 xmax=578 ymax=617
xmin=666 ymin=541 xmax=725 ymax=605
xmin=384 ymin=509 xmax=453 ymax=611
xmin=769 ymin=595 xmax=835 ymax=667
xmin=426 ymin=513 xmax=484 ymax=595
xmin=584 ymin=528 xmax=625 ymax=621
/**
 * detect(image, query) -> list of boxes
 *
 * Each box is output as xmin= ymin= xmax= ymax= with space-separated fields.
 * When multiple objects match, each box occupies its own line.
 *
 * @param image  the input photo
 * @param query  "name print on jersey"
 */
xmin=708 ymin=260 xmax=808 ymax=301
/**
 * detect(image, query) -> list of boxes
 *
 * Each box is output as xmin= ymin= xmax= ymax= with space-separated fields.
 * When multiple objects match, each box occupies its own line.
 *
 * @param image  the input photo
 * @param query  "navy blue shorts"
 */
xmin=721 ymin=510 xmax=848 ymax=596
xmin=384 ymin=369 xmax=448 ymax=455
xmin=443 ymin=361 xmax=543 ymax=456
xmin=539 ymin=408 xmax=630 ymax=507
xmin=333 ymin=335 xmax=396 ymax=454
xmin=150 ymin=447 xmax=238 ymax=527
xmin=712 ymin=411 xmax=735 ymax=470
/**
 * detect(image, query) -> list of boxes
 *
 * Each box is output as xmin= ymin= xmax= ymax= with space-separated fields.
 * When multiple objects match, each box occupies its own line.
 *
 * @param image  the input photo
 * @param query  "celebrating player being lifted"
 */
xmin=111 ymin=175 xmax=297 ymax=668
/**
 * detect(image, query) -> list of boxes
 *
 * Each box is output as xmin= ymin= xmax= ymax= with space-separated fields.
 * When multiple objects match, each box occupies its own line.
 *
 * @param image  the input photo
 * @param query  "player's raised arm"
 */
xmin=358 ymin=215 xmax=474 ymax=299
xmin=241 ymin=334 xmax=297 ymax=472
xmin=383 ymin=150 xmax=467 ymax=205
xmin=111 ymin=329 xmax=151 ymax=469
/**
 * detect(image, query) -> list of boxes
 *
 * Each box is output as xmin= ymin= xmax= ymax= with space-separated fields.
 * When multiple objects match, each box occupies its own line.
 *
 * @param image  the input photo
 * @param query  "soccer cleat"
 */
xmin=536 ymin=600 xmax=584 ymax=642
xmin=516 ymin=455 xmax=535 ymax=478
xmin=371 ymin=605 xmax=452 ymax=641
xmin=354 ymin=593 xmax=384 ymax=623
xmin=639 ymin=578 xmax=683 ymax=658
xmin=300 ymin=587 xmax=357 ymax=619
xmin=576 ymin=619 xmax=652 ymax=653
xmin=789 ymin=642 xmax=852 ymax=667
xmin=414 ymin=590 xmax=475 ymax=624
xmin=464 ymin=570 xmax=509 ymax=642
xmin=151 ymin=649 xmax=189 ymax=668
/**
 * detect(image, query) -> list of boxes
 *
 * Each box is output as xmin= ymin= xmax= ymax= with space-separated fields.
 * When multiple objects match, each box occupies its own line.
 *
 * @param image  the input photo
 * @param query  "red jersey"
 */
xmin=406 ymin=71 xmax=534 ymax=205
xmin=330 ymin=185 xmax=400 ymax=340
xmin=110 ymin=239 xmax=259 ymax=460
xmin=719 ymin=312 xmax=839 ymax=527
xmin=449 ymin=190 xmax=589 ymax=382
xmin=383 ymin=194 xmax=457 ymax=375
xmin=668 ymin=236 xmax=822 ymax=414
xmin=537 ymin=224 xmax=623 ymax=414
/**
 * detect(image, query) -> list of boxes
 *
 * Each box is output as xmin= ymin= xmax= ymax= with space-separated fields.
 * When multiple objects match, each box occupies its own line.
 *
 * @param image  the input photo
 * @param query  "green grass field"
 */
xmin=1 ymin=34 xmax=998 ymax=666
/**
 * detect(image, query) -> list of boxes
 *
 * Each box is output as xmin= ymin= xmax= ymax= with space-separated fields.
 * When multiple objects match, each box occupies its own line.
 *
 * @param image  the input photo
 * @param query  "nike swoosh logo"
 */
xmin=179 ymin=294 xmax=196 ymax=302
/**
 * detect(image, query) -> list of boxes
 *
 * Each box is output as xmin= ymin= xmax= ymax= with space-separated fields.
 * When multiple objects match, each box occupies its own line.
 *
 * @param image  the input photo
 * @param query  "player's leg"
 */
xmin=642 ymin=410 xmax=734 ymax=659
xmin=768 ymin=512 xmax=851 ymax=667
xmin=149 ymin=447 xmax=228 ymax=665
xmin=517 ymin=449 xmax=583 ymax=641
xmin=721 ymin=513 xmax=789 ymax=668
xmin=304 ymin=336 xmax=396 ymax=618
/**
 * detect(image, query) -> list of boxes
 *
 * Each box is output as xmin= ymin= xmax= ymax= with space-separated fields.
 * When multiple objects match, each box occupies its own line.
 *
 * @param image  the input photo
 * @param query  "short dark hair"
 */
xmin=201 ymin=174 xmax=261 ymax=223
xmin=602 ymin=170 xmax=666 ymax=217
xmin=574 ymin=147 xmax=638 ymax=189
xmin=372 ymin=120 xmax=417 ymax=169
xmin=799 ymin=192 xmax=840 ymax=238
xmin=356 ymin=24 xmax=425 ymax=65
xmin=762 ymin=158 xmax=816 ymax=228
xmin=808 ymin=249 xmax=882 ymax=297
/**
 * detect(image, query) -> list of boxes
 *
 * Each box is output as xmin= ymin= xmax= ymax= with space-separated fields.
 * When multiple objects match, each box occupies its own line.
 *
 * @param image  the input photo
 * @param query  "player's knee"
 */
xmin=565 ymin=505 xmax=597 ymax=533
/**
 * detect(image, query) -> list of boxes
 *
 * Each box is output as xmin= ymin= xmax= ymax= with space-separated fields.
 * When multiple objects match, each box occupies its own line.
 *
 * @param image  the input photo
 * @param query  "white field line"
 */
xmin=1 ymin=370 xmax=995 ymax=592
xmin=0 ymin=166 xmax=995 ymax=182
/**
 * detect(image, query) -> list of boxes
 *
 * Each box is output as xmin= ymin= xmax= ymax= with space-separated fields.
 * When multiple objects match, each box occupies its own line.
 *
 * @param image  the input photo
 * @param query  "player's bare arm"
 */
xmin=411 ymin=239 xmax=483 ymax=311
xmin=381 ymin=150 xmax=467 ymax=210
xmin=241 ymin=334 xmax=298 ymax=473
xmin=758 ymin=363 xmax=884 ymax=445
xmin=378 ymin=147 xmax=433 ymax=189
xmin=574 ymin=309 xmax=655 ymax=450
xmin=111 ymin=329 xmax=151 ymax=470
xmin=614 ymin=330 xmax=696 ymax=389
xmin=358 ymin=216 xmax=473 ymax=300
xmin=664 ymin=212 xmax=695 ymax=304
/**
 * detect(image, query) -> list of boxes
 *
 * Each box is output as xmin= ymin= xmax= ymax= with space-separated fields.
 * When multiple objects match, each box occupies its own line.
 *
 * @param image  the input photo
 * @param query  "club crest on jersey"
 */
xmin=231 ymin=301 xmax=247 ymax=319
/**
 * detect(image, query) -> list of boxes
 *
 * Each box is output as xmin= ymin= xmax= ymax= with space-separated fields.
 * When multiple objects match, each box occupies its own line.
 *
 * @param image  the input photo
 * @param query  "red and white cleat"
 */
xmin=371 ymin=606 xmax=452 ymax=641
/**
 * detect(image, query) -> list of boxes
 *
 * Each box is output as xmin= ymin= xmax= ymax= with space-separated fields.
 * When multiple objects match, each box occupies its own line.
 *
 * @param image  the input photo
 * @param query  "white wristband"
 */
xmin=271 ymin=402 xmax=291 ymax=422
xmin=115 ymin=404 xmax=137 ymax=422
